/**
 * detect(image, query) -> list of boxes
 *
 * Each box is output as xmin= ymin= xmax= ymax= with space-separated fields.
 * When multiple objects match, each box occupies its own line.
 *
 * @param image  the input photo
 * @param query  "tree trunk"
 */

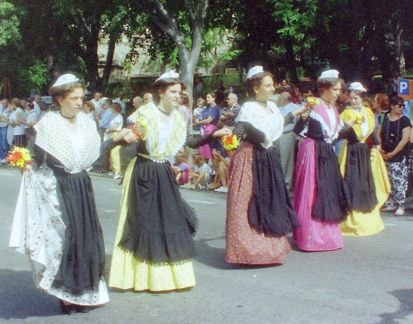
xmin=285 ymin=39 xmax=298 ymax=83
xmin=101 ymin=33 xmax=118 ymax=93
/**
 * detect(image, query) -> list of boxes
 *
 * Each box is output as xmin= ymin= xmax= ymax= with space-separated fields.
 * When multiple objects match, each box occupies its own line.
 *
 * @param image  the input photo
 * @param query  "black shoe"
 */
xmin=60 ymin=301 xmax=76 ymax=315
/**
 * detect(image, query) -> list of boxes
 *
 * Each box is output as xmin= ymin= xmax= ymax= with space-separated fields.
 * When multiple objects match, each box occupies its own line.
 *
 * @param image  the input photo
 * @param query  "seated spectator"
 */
xmin=208 ymin=148 xmax=230 ymax=193
xmin=173 ymin=153 xmax=190 ymax=186
xmin=186 ymin=154 xmax=212 ymax=190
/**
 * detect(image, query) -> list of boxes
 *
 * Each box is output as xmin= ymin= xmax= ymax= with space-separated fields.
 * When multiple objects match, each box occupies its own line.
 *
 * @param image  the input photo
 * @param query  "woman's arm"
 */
xmin=233 ymin=122 xmax=265 ymax=144
xmin=196 ymin=116 xmax=213 ymax=125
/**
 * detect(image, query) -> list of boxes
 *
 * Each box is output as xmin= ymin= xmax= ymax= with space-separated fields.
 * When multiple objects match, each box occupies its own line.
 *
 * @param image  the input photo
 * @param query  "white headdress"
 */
xmin=319 ymin=69 xmax=339 ymax=80
xmin=155 ymin=70 xmax=180 ymax=82
xmin=52 ymin=73 xmax=80 ymax=87
xmin=348 ymin=82 xmax=367 ymax=92
xmin=247 ymin=66 xmax=264 ymax=79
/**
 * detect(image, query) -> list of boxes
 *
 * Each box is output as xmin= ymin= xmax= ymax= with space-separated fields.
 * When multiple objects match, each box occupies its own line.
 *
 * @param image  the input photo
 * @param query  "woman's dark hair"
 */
xmin=245 ymin=71 xmax=273 ymax=98
xmin=49 ymin=80 xmax=84 ymax=106
xmin=152 ymin=77 xmax=183 ymax=103
xmin=389 ymin=96 xmax=404 ymax=107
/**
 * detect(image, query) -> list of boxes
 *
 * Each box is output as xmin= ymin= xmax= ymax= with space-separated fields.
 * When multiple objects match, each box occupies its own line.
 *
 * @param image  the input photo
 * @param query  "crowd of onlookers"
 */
xmin=2 ymin=77 xmax=413 ymax=206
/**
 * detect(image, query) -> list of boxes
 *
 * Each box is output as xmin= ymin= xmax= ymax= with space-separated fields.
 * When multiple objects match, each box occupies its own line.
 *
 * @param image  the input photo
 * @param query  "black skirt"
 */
xmin=248 ymin=145 xmax=299 ymax=236
xmin=343 ymin=142 xmax=377 ymax=212
xmin=52 ymin=170 xmax=106 ymax=296
xmin=119 ymin=156 xmax=197 ymax=263
xmin=312 ymin=141 xmax=350 ymax=222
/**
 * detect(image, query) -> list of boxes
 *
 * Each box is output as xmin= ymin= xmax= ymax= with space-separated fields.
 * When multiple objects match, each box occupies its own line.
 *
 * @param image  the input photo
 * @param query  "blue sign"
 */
xmin=399 ymin=79 xmax=410 ymax=95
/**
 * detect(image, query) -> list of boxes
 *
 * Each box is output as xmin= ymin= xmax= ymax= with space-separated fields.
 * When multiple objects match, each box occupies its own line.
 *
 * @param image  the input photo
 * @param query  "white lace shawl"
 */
xmin=236 ymin=100 xmax=284 ymax=148
xmin=133 ymin=103 xmax=187 ymax=162
xmin=34 ymin=111 xmax=100 ymax=173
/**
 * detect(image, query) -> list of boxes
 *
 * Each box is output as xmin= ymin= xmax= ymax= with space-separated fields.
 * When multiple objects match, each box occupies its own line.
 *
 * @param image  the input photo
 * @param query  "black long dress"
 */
xmin=33 ymin=145 xmax=106 ymax=296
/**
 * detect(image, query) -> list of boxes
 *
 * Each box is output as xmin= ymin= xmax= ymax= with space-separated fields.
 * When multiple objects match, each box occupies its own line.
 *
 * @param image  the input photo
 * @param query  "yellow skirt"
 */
xmin=108 ymin=157 xmax=196 ymax=291
xmin=340 ymin=148 xmax=391 ymax=236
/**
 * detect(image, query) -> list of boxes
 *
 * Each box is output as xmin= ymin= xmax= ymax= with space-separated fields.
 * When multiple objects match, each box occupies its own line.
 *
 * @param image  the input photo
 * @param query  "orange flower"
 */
xmin=221 ymin=134 xmax=239 ymax=151
xmin=130 ymin=125 xmax=143 ymax=139
xmin=6 ymin=147 xmax=32 ymax=168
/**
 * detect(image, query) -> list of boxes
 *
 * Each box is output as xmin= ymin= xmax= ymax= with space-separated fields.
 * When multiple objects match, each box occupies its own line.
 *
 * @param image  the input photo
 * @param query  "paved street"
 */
xmin=0 ymin=166 xmax=412 ymax=324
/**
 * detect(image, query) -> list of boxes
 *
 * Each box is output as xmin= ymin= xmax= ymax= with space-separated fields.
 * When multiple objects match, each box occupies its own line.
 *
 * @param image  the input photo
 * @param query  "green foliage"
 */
xmin=0 ymin=1 xmax=21 ymax=47
xmin=27 ymin=61 xmax=48 ymax=90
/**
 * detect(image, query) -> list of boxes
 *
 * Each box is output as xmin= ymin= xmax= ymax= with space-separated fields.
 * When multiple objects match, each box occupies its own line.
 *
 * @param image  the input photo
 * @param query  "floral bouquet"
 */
xmin=221 ymin=134 xmax=239 ymax=152
xmin=6 ymin=147 xmax=32 ymax=168
xmin=130 ymin=124 xmax=143 ymax=139
xmin=305 ymin=97 xmax=318 ymax=110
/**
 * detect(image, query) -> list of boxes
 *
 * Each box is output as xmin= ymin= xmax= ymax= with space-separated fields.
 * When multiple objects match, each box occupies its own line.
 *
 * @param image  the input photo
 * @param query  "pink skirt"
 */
xmin=198 ymin=124 xmax=217 ymax=160
xmin=293 ymin=138 xmax=343 ymax=251
xmin=226 ymin=143 xmax=291 ymax=264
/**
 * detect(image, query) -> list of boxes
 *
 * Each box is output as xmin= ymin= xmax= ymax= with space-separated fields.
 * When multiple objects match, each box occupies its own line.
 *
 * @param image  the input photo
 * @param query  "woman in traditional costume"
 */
xmin=9 ymin=74 xmax=109 ymax=314
xmin=225 ymin=66 xmax=298 ymax=265
xmin=293 ymin=69 xmax=350 ymax=251
xmin=338 ymin=82 xmax=390 ymax=235
xmin=109 ymin=71 xmax=197 ymax=292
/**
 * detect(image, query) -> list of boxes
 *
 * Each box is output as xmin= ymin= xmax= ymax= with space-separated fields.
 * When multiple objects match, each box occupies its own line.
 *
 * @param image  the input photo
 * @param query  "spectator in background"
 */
xmin=114 ymin=91 xmax=126 ymax=114
xmin=209 ymin=148 xmax=229 ymax=193
xmin=104 ymin=103 xmax=123 ymax=141
xmin=91 ymin=91 xmax=103 ymax=114
xmin=32 ymin=94 xmax=42 ymax=119
xmin=143 ymin=92 xmax=153 ymax=104
xmin=0 ymin=99 xmax=10 ymax=163
xmin=276 ymin=91 xmax=301 ymax=191
xmin=106 ymin=103 xmax=124 ymax=179
xmin=9 ymin=98 xmax=26 ymax=147
xmin=24 ymin=101 xmax=39 ymax=151
xmin=127 ymin=96 xmax=144 ymax=125
xmin=194 ymin=75 xmax=204 ymax=100
xmin=98 ymin=98 xmax=114 ymax=139
xmin=187 ymin=154 xmax=212 ymax=190
xmin=195 ymin=92 xmax=221 ymax=161
xmin=378 ymin=96 xmax=411 ymax=216
xmin=173 ymin=153 xmax=190 ymax=186
xmin=193 ymin=98 xmax=206 ymax=131
xmin=83 ymin=101 xmax=97 ymax=123
xmin=373 ymin=93 xmax=390 ymax=127
xmin=220 ymin=93 xmax=240 ymax=128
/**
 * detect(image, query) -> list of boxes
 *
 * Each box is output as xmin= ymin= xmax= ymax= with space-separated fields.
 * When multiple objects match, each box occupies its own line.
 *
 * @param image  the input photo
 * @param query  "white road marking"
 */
xmin=187 ymin=199 xmax=215 ymax=205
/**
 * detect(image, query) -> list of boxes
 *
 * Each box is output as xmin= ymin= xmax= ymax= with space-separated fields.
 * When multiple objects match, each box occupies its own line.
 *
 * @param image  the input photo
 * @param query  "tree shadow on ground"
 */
xmin=0 ymin=269 xmax=60 ymax=319
xmin=378 ymin=289 xmax=413 ymax=323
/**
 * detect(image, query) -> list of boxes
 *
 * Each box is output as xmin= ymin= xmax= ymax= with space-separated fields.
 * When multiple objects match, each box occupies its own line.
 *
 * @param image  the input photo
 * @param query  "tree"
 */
xmin=132 ymin=0 xmax=209 ymax=102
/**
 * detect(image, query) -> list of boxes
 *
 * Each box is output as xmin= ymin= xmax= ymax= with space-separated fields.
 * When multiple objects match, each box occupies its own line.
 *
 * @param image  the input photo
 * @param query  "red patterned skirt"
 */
xmin=225 ymin=143 xmax=291 ymax=265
